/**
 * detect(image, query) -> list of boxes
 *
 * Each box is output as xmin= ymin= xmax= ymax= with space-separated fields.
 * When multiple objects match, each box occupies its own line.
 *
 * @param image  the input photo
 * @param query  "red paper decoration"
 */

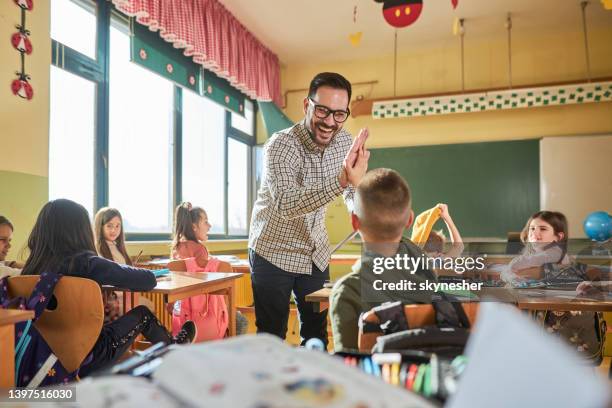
xmin=11 ymin=77 xmax=34 ymax=100
xmin=373 ymin=0 xmax=459 ymax=28
xmin=14 ymin=0 xmax=33 ymax=11
xmin=374 ymin=0 xmax=423 ymax=28
xmin=11 ymin=31 xmax=32 ymax=54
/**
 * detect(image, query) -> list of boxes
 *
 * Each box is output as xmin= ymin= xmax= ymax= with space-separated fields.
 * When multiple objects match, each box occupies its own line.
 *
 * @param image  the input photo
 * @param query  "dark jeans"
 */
xmin=249 ymin=250 xmax=329 ymax=346
xmin=79 ymin=305 xmax=172 ymax=377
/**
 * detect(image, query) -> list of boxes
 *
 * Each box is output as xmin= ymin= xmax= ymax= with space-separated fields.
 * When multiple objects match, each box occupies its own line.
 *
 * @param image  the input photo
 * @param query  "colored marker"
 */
xmin=422 ymin=363 xmax=431 ymax=397
xmin=413 ymin=364 xmax=426 ymax=393
xmin=363 ymin=357 xmax=373 ymax=375
xmin=407 ymin=364 xmax=418 ymax=390
xmin=399 ymin=363 xmax=408 ymax=387
xmin=429 ymin=353 xmax=439 ymax=396
xmin=382 ymin=363 xmax=391 ymax=383
xmin=391 ymin=363 xmax=400 ymax=386
xmin=372 ymin=360 xmax=381 ymax=378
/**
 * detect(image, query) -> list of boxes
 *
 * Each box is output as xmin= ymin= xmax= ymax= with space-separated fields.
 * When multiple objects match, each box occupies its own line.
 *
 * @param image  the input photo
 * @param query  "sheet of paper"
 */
xmin=153 ymin=334 xmax=435 ymax=408
xmin=41 ymin=376 xmax=181 ymax=408
xmin=447 ymin=302 xmax=610 ymax=408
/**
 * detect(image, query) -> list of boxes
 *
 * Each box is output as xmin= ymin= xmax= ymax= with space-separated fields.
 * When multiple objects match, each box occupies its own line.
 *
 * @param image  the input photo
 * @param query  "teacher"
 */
xmin=248 ymin=72 xmax=370 ymax=346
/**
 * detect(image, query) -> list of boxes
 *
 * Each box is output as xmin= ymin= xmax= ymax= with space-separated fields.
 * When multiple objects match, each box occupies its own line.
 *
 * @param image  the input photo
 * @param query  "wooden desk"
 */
xmin=330 ymin=254 xmax=360 ymax=265
xmin=306 ymin=287 xmax=331 ymax=313
xmin=155 ymin=272 xmax=242 ymax=336
xmin=116 ymin=272 xmax=243 ymax=336
xmin=136 ymin=256 xmax=251 ymax=274
xmin=514 ymin=289 xmax=612 ymax=312
xmin=483 ymin=254 xmax=611 ymax=266
xmin=306 ymin=287 xmax=612 ymax=313
xmin=0 ymin=309 xmax=34 ymax=387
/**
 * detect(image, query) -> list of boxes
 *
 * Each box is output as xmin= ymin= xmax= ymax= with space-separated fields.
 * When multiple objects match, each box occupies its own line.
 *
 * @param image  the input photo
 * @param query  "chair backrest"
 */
xmin=214 ymin=260 xmax=233 ymax=272
xmin=167 ymin=259 xmax=187 ymax=271
xmin=7 ymin=275 xmax=104 ymax=372
xmin=506 ymin=231 xmax=524 ymax=254
xmin=358 ymin=303 xmax=480 ymax=352
xmin=171 ymin=258 xmax=233 ymax=272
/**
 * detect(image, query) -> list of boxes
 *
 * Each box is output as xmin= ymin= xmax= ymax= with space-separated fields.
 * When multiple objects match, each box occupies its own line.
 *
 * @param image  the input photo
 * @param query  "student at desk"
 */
xmin=94 ymin=207 xmax=133 ymax=324
xmin=0 ymin=215 xmax=22 ymax=278
xmin=170 ymin=202 xmax=248 ymax=340
xmin=504 ymin=210 xmax=604 ymax=363
xmin=21 ymin=199 xmax=197 ymax=377
xmin=329 ymin=169 xmax=436 ymax=352
xmin=503 ymin=211 xmax=570 ymax=282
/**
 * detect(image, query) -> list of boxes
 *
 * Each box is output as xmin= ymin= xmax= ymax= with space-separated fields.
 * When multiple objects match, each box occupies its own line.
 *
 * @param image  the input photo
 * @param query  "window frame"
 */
xmin=50 ymin=0 xmax=256 ymax=241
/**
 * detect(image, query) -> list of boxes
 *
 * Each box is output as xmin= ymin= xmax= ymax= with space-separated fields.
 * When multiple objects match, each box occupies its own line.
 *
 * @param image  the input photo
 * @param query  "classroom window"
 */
xmin=230 ymin=99 xmax=255 ymax=137
xmin=108 ymin=22 xmax=174 ymax=233
xmin=48 ymin=0 xmax=255 ymax=239
xmin=50 ymin=0 xmax=97 ymax=60
xmin=182 ymin=90 xmax=226 ymax=235
xmin=227 ymin=138 xmax=249 ymax=235
xmin=48 ymin=66 xmax=97 ymax=216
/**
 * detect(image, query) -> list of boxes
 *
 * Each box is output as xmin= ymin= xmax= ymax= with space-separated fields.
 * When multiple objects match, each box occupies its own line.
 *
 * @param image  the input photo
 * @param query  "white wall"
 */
xmin=540 ymin=135 xmax=612 ymax=238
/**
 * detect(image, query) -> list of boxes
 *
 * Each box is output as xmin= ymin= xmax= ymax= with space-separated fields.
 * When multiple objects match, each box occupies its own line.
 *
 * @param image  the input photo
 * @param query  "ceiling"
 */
xmin=218 ymin=0 xmax=612 ymax=65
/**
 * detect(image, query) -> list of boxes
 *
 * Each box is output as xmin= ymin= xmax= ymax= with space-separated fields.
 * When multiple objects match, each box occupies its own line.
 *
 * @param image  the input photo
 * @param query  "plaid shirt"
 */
xmin=249 ymin=120 xmax=355 ymax=274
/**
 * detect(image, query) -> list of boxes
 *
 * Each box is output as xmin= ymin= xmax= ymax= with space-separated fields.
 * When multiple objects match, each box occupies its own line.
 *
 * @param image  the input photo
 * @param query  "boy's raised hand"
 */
xmin=437 ymin=203 xmax=450 ymax=220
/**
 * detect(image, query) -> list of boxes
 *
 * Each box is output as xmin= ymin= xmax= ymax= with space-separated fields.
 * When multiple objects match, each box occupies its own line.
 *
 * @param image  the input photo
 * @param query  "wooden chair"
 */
xmin=167 ymin=259 xmax=187 ymax=271
xmin=167 ymin=258 xmax=232 ymax=272
xmin=147 ymin=258 xmax=234 ymax=332
xmin=358 ymin=303 xmax=480 ymax=352
xmin=506 ymin=231 xmax=524 ymax=254
xmin=7 ymin=275 xmax=104 ymax=373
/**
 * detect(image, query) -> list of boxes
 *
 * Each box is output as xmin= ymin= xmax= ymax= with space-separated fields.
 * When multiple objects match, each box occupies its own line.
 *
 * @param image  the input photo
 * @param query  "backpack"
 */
xmin=537 ymin=262 xmax=606 ymax=365
xmin=171 ymin=257 xmax=228 ymax=341
xmin=0 ymin=272 xmax=89 ymax=387
xmin=359 ymin=294 xmax=477 ymax=356
xmin=536 ymin=310 xmax=606 ymax=365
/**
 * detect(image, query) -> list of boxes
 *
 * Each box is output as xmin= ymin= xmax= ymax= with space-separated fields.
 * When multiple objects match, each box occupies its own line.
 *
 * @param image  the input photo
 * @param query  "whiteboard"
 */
xmin=540 ymin=135 xmax=612 ymax=238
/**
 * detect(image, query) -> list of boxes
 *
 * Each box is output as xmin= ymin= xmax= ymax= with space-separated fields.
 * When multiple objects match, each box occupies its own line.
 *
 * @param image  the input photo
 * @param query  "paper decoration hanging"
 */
xmin=347 ymin=5 xmax=363 ymax=47
xmin=10 ymin=0 xmax=34 ymax=100
xmin=374 ymin=0 xmax=423 ymax=28
xmin=348 ymin=32 xmax=363 ymax=47
xmin=602 ymin=0 xmax=612 ymax=9
xmin=373 ymin=0 xmax=459 ymax=28
xmin=372 ymin=81 xmax=612 ymax=119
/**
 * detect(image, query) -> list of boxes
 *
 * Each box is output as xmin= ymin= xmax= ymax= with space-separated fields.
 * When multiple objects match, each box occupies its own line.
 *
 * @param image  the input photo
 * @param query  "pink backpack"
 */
xmin=171 ymin=257 xmax=229 ymax=342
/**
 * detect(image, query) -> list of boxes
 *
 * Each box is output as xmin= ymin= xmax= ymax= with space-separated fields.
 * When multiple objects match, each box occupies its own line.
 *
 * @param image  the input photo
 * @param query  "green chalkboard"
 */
xmin=368 ymin=140 xmax=540 ymax=238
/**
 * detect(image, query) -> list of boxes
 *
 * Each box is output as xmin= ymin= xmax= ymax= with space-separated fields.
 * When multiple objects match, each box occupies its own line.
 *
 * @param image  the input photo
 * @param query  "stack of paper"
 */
xmin=153 ymin=334 xmax=434 ymax=408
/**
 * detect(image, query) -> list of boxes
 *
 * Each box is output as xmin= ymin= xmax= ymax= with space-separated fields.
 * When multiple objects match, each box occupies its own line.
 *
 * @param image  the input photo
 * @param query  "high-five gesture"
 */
xmin=339 ymin=128 xmax=370 ymax=188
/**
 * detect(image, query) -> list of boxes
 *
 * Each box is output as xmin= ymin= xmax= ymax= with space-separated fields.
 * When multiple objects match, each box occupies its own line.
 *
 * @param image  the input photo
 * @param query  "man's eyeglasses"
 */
xmin=308 ymin=98 xmax=350 ymax=123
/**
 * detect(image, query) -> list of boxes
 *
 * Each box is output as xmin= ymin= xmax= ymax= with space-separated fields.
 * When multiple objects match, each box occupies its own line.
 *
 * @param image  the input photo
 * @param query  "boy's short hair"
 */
xmin=424 ymin=230 xmax=446 ymax=253
xmin=354 ymin=168 xmax=411 ymax=240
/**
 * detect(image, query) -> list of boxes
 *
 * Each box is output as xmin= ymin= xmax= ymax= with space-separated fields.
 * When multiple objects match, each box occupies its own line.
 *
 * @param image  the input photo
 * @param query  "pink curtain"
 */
xmin=112 ymin=0 xmax=282 ymax=106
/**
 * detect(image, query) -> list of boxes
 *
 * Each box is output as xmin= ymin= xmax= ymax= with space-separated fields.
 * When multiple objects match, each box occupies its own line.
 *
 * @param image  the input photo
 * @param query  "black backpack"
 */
xmin=361 ymin=293 xmax=474 ymax=357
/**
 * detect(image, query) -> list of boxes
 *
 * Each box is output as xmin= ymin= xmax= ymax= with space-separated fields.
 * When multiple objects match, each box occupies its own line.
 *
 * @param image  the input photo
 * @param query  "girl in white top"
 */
xmin=0 ymin=215 xmax=22 ymax=278
xmin=94 ymin=208 xmax=132 ymax=266
xmin=94 ymin=207 xmax=134 ymax=323
xmin=503 ymin=211 xmax=570 ymax=282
